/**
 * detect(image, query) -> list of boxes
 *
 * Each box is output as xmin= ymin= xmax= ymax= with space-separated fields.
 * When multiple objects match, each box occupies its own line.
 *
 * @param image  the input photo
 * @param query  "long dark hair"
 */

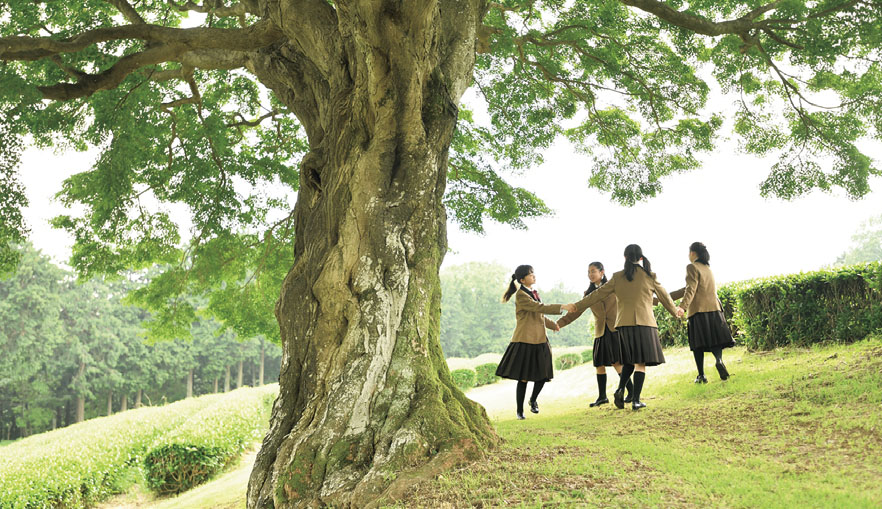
xmin=690 ymin=241 xmax=710 ymax=265
xmin=584 ymin=261 xmax=608 ymax=296
xmin=502 ymin=264 xmax=533 ymax=302
xmin=623 ymin=244 xmax=652 ymax=281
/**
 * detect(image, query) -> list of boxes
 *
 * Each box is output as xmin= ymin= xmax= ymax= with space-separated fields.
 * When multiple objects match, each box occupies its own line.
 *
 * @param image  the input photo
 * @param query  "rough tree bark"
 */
xmin=246 ymin=1 xmax=497 ymax=507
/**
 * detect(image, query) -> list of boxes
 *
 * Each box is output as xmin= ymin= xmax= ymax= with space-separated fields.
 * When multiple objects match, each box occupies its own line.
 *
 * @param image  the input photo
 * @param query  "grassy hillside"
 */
xmin=394 ymin=337 xmax=882 ymax=508
xmin=135 ymin=336 xmax=881 ymax=508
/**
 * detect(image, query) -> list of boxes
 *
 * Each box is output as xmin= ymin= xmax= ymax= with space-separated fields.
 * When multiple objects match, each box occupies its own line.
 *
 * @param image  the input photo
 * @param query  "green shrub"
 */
xmin=655 ymin=304 xmax=688 ymax=347
xmin=581 ymin=349 xmax=593 ymax=364
xmin=736 ymin=262 xmax=882 ymax=350
xmin=450 ymin=368 xmax=477 ymax=391
xmin=0 ymin=385 xmax=277 ymax=508
xmin=143 ymin=386 xmax=275 ymax=495
xmin=554 ymin=353 xmax=581 ymax=370
xmin=474 ymin=363 xmax=500 ymax=386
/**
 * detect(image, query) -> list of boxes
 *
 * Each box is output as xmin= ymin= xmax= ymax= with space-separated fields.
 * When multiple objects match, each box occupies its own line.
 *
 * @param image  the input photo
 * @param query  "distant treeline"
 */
xmin=0 ymin=245 xmax=282 ymax=441
xmin=440 ymin=262 xmax=592 ymax=358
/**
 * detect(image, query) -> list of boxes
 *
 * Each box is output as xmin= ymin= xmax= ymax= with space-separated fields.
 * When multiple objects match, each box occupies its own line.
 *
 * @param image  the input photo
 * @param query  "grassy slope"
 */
xmin=104 ymin=338 xmax=881 ymax=508
xmin=394 ymin=337 xmax=882 ymax=508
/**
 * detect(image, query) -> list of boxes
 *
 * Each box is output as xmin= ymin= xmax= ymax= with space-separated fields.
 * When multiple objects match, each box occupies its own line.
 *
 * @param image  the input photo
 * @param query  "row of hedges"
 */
xmin=143 ymin=386 xmax=276 ymax=495
xmin=0 ymin=385 xmax=276 ymax=507
xmin=450 ymin=349 xmax=593 ymax=391
xmin=655 ymin=262 xmax=882 ymax=350
xmin=451 ymin=362 xmax=500 ymax=391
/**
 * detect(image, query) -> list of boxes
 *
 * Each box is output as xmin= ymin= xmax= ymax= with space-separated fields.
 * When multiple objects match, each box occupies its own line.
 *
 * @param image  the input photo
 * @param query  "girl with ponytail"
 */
xmin=565 ymin=244 xmax=680 ymax=410
xmin=676 ymin=242 xmax=735 ymax=382
xmin=557 ymin=261 xmax=634 ymax=407
xmin=497 ymin=265 xmax=576 ymax=420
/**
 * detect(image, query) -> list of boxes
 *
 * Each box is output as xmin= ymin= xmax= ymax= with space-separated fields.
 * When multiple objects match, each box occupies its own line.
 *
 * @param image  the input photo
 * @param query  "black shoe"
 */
xmin=694 ymin=374 xmax=708 ymax=384
xmin=517 ymin=412 xmax=525 ymax=420
xmin=716 ymin=361 xmax=730 ymax=381
xmin=624 ymin=392 xmax=633 ymax=403
xmin=589 ymin=397 xmax=609 ymax=407
xmin=632 ymin=400 xmax=646 ymax=410
xmin=613 ymin=388 xmax=625 ymax=409
xmin=529 ymin=399 xmax=539 ymax=414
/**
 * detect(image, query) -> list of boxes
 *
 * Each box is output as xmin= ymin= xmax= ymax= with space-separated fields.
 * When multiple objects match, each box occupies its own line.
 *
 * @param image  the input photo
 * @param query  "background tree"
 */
xmin=2 ymin=1 xmax=882 ymax=507
xmin=835 ymin=213 xmax=882 ymax=265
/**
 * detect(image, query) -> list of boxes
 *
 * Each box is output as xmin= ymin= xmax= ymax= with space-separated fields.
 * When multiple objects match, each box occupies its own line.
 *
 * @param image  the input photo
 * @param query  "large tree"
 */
xmin=2 ymin=1 xmax=881 ymax=507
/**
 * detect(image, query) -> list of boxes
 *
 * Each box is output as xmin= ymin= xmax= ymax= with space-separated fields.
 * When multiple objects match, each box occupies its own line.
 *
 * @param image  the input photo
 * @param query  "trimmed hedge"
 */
xmin=554 ymin=353 xmax=582 ymax=370
xmin=450 ymin=368 xmax=477 ymax=391
xmin=652 ymin=262 xmax=882 ymax=351
xmin=736 ymin=262 xmax=882 ymax=350
xmin=474 ymin=363 xmax=500 ymax=386
xmin=143 ymin=386 xmax=275 ymax=495
xmin=581 ymin=348 xmax=593 ymax=364
xmin=0 ymin=385 xmax=275 ymax=508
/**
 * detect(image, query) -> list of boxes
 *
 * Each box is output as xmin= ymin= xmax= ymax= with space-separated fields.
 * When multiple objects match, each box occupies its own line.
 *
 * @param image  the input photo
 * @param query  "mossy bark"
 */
xmin=246 ymin=1 xmax=497 ymax=507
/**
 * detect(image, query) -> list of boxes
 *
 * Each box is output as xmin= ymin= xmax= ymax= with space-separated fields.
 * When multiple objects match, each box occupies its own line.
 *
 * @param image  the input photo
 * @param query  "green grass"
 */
xmin=393 ymin=336 xmax=882 ymax=508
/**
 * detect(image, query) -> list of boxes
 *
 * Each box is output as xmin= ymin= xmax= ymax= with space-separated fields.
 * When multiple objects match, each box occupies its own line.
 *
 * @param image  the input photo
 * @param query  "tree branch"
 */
xmin=149 ymin=49 xmax=252 ymax=81
xmin=0 ymin=19 xmax=282 ymax=61
xmin=106 ymin=0 xmax=148 ymax=25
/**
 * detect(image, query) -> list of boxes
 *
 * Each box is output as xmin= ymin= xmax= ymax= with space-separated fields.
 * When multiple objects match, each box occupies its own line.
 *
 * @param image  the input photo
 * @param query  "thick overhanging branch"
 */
xmin=148 ymin=49 xmax=252 ymax=81
xmin=0 ymin=19 xmax=282 ymax=61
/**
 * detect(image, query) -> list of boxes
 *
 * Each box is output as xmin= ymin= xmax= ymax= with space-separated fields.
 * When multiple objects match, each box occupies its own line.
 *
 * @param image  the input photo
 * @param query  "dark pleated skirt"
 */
xmin=495 ymin=341 xmax=554 ymax=382
xmin=618 ymin=325 xmax=665 ymax=367
xmin=592 ymin=327 xmax=623 ymax=367
xmin=687 ymin=310 xmax=736 ymax=352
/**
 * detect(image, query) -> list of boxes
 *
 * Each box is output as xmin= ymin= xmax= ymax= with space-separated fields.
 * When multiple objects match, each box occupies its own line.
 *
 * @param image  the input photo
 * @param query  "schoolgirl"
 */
xmin=556 ymin=261 xmax=633 ymax=407
xmin=566 ymin=245 xmax=679 ymax=410
xmin=676 ymin=242 xmax=735 ymax=382
xmin=496 ymin=265 xmax=576 ymax=419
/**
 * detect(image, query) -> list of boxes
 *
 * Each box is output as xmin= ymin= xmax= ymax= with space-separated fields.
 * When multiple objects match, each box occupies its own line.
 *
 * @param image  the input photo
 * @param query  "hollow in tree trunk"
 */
xmin=246 ymin=1 xmax=496 ymax=507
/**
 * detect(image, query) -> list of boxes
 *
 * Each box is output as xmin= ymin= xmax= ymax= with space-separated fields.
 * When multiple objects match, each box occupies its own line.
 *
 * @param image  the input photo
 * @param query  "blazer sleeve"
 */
xmin=679 ymin=264 xmax=699 ymax=310
xmin=652 ymin=275 xmax=679 ymax=317
xmin=544 ymin=317 xmax=558 ymax=330
xmin=556 ymin=303 xmax=588 ymax=328
xmin=574 ymin=276 xmax=616 ymax=313
xmin=515 ymin=291 xmax=563 ymax=315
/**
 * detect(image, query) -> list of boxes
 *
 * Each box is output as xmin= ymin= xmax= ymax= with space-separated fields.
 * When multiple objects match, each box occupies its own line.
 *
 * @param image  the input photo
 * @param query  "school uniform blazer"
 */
xmin=556 ymin=288 xmax=616 ymax=338
xmin=679 ymin=262 xmax=722 ymax=317
xmin=573 ymin=268 xmax=678 ymax=328
xmin=510 ymin=287 xmax=562 ymax=345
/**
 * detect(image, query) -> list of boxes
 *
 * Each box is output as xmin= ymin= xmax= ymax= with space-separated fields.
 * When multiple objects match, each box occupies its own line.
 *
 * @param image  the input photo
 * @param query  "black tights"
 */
xmin=693 ymin=349 xmax=724 ymax=375
xmin=516 ymin=380 xmax=546 ymax=413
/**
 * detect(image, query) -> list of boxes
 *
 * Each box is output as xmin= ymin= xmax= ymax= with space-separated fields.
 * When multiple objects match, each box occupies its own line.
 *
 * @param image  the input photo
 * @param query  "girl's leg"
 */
xmin=516 ymin=381 xmax=527 ymax=418
xmin=614 ymin=364 xmax=635 ymax=409
xmin=693 ymin=351 xmax=707 ymax=383
xmin=530 ymin=380 xmax=545 ymax=402
xmin=712 ymin=348 xmax=729 ymax=380
xmin=591 ymin=366 xmax=608 ymax=406
xmin=613 ymin=362 xmax=634 ymax=400
xmin=632 ymin=363 xmax=647 ymax=409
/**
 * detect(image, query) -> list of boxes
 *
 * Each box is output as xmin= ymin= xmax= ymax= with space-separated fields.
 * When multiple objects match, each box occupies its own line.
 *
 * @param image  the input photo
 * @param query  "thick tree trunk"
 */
xmin=224 ymin=365 xmax=231 ymax=392
xmin=121 ymin=394 xmax=128 ymax=412
xmin=247 ymin=2 xmax=494 ymax=507
xmin=187 ymin=369 xmax=194 ymax=398
xmin=135 ymin=389 xmax=142 ymax=409
xmin=76 ymin=397 xmax=85 ymax=423
xmin=237 ymin=360 xmax=244 ymax=389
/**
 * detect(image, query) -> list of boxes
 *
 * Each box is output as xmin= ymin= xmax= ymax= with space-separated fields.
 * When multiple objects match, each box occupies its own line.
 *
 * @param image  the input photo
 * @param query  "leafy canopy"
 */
xmin=1 ymin=0 xmax=880 ymax=338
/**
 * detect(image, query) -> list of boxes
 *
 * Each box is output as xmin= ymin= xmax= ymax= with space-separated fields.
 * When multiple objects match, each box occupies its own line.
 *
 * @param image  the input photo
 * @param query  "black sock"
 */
xmin=618 ymin=364 xmax=635 ymax=391
xmin=530 ymin=380 xmax=545 ymax=402
xmin=516 ymin=381 xmax=527 ymax=414
xmin=633 ymin=371 xmax=646 ymax=402
xmin=625 ymin=377 xmax=634 ymax=396
xmin=597 ymin=374 xmax=607 ymax=399
xmin=693 ymin=350 xmax=705 ymax=376
xmin=712 ymin=348 xmax=723 ymax=364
